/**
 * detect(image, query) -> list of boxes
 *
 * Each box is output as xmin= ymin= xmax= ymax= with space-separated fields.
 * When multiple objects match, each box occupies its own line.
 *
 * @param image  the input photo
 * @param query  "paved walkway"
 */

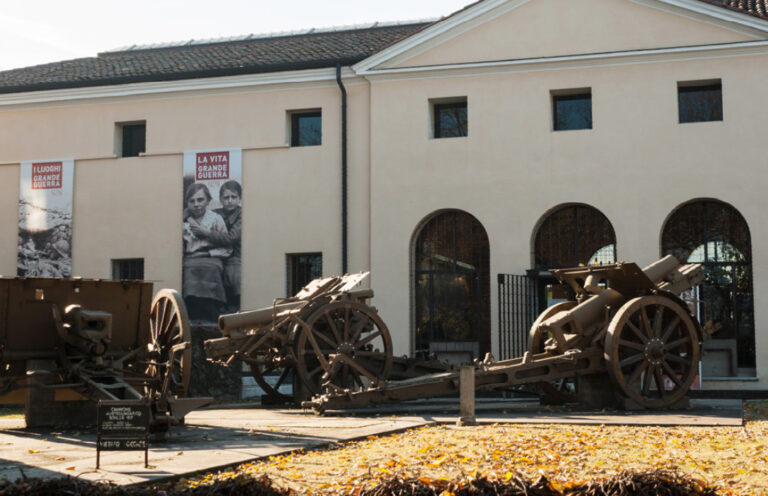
xmin=0 ymin=399 xmax=743 ymax=486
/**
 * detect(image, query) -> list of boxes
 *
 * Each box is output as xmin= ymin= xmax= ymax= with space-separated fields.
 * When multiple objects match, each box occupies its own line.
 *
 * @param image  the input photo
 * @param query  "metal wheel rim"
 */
xmin=295 ymin=300 xmax=393 ymax=395
xmin=605 ymin=295 xmax=700 ymax=408
xmin=248 ymin=346 xmax=293 ymax=401
xmin=249 ymin=362 xmax=292 ymax=401
xmin=146 ymin=288 xmax=192 ymax=399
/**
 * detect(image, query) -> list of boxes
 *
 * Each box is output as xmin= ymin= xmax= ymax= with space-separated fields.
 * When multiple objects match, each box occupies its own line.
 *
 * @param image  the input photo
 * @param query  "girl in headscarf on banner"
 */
xmin=183 ymin=183 xmax=231 ymax=322
xmin=189 ymin=180 xmax=242 ymax=313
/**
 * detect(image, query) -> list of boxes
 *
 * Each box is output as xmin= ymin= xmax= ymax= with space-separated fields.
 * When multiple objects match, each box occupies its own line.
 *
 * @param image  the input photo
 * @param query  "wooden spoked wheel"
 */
xmin=295 ymin=301 xmax=392 ymax=395
xmin=528 ymin=300 xmax=577 ymax=355
xmin=145 ymin=289 xmax=192 ymax=400
xmin=604 ymin=295 xmax=700 ymax=408
xmin=248 ymin=336 xmax=293 ymax=402
xmin=250 ymin=361 xmax=293 ymax=402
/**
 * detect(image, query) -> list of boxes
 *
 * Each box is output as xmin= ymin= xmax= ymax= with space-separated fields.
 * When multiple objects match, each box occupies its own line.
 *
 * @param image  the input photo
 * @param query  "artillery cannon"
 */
xmin=304 ymin=255 xmax=705 ymax=412
xmin=204 ymin=273 xmax=397 ymax=402
xmin=0 ymin=277 xmax=208 ymax=430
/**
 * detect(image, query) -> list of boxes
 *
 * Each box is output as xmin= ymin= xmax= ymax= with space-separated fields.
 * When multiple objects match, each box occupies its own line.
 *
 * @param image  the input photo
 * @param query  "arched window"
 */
xmin=662 ymin=200 xmax=755 ymax=373
xmin=531 ymin=204 xmax=616 ymax=311
xmin=413 ymin=210 xmax=490 ymax=362
xmin=534 ymin=204 xmax=616 ymax=270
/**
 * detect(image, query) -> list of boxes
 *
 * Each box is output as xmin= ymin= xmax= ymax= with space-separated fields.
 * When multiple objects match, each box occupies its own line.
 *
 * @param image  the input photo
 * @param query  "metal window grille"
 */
xmin=414 ymin=211 xmax=490 ymax=358
xmin=290 ymin=112 xmax=322 ymax=147
xmin=287 ymin=253 xmax=322 ymax=296
xmin=534 ymin=204 xmax=616 ymax=269
xmin=552 ymin=92 xmax=592 ymax=131
xmin=497 ymin=274 xmax=538 ymax=360
xmin=678 ymin=82 xmax=722 ymax=123
xmin=112 ymin=258 xmax=144 ymax=280
xmin=661 ymin=200 xmax=754 ymax=369
xmin=433 ymin=101 xmax=468 ymax=138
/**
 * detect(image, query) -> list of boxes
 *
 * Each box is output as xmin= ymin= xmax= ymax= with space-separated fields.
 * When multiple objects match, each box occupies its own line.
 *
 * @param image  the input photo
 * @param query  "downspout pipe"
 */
xmin=337 ymin=64 xmax=348 ymax=274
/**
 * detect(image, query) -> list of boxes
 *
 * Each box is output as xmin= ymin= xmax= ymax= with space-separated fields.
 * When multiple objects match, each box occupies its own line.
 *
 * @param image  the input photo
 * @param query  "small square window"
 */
xmin=116 ymin=121 xmax=146 ymax=157
xmin=290 ymin=111 xmax=322 ymax=147
xmin=286 ymin=252 xmax=322 ymax=296
xmin=431 ymin=98 xmax=468 ymax=138
xmin=678 ymin=80 xmax=722 ymax=123
xmin=112 ymin=258 xmax=144 ymax=280
xmin=552 ymin=89 xmax=592 ymax=131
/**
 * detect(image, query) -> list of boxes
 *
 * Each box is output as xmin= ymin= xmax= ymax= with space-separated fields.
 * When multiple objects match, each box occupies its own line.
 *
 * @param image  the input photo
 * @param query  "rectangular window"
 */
xmin=431 ymin=98 xmax=468 ymax=138
xmin=116 ymin=121 xmax=146 ymax=157
xmin=111 ymin=258 xmax=144 ymax=280
xmin=678 ymin=80 xmax=722 ymax=123
xmin=290 ymin=111 xmax=322 ymax=147
xmin=286 ymin=253 xmax=322 ymax=296
xmin=552 ymin=89 xmax=592 ymax=131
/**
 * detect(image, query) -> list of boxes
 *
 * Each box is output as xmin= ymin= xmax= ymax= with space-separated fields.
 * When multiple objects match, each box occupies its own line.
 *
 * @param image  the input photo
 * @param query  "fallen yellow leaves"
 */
xmin=177 ymin=402 xmax=768 ymax=495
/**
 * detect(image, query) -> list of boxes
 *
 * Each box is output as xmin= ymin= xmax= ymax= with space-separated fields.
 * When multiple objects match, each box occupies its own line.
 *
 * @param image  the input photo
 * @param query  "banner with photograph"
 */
xmin=182 ymin=148 xmax=243 ymax=323
xmin=17 ymin=158 xmax=75 ymax=278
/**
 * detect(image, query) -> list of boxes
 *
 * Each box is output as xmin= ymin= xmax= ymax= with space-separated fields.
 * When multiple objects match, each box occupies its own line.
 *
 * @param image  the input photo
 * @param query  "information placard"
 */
xmin=96 ymin=400 xmax=150 ymax=468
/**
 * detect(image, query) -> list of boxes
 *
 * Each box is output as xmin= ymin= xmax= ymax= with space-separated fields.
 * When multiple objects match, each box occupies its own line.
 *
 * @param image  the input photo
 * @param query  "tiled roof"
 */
xmin=0 ymin=22 xmax=430 ymax=94
xmin=0 ymin=0 xmax=766 ymax=95
xmin=704 ymin=0 xmax=768 ymax=19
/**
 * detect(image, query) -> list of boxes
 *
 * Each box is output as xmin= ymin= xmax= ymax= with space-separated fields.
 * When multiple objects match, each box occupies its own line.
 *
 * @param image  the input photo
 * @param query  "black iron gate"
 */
xmin=497 ymin=274 xmax=538 ymax=360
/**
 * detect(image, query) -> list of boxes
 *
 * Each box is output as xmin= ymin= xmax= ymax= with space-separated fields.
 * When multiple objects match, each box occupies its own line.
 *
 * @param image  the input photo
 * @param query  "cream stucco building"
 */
xmin=1 ymin=0 xmax=767 ymax=391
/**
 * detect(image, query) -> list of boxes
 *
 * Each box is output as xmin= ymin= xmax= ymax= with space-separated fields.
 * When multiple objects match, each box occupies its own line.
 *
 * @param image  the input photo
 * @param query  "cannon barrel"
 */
xmin=556 ymin=289 xmax=625 ymax=332
xmin=642 ymin=254 xmax=682 ymax=283
xmin=218 ymin=288 xmax=375 ymax=332
xmin=565 ymin=255 xmax=682 ymax=325
xmin=537 ymin=255 xmax=697 ymax=349
xmin=218 ymin=301 xmax=303 ymax=332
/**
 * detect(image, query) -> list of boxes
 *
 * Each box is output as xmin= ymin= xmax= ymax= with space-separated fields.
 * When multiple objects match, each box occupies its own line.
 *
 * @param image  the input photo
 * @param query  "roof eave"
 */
xmin=0 ymin=57 xmax=366 ymax=95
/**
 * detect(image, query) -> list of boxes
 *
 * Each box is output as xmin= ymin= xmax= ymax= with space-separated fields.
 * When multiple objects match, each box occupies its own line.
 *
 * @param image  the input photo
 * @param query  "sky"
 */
xmin=0 ymin=1 xmax=474 ymax=70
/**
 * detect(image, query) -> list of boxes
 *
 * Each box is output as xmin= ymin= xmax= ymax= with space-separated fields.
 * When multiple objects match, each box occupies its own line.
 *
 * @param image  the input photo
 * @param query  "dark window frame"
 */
xmin=552 ymin=90 xmax=593 ymax=131
xmin=432 ymin=100 xmax=468 ymax=139
xmin=290 ymin=111 xmax=322 ymax=147
xmin=286 ymin=252 xmax=323 ymax=296
xmin=677 ymin=80 xmax=723 ymax=124
xmin=117 ymin=122 xmax=146 ymax=157
xmin=111 ymin=258 xmax=144 ymax=280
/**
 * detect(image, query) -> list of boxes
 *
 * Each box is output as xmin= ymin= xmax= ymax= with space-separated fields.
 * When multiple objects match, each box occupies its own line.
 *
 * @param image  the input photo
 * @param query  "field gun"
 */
xmin=204 ymin=273 xmax=396 ymax=402
xmin=0 ymin=278 xmax=209 ymax=430
xmin=304 ymin=255 xmax=705 ymax=412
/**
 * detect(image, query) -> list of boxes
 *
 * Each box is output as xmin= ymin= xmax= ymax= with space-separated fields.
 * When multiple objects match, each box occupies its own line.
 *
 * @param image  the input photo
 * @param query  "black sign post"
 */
xmin=97 ymin=400 xmax=150 ymax=469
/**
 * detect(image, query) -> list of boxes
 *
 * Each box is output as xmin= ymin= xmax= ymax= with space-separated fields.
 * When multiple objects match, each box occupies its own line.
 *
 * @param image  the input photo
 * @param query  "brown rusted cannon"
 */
xmin=204 ymin=272 xmax=396 ymax=402
xmin=0 ymin=277 xmax=209 ymax=429
xmin=304 ymin=256 xmax=705 ymax=412
xmin=526 ymin=255 xmax=704 ymax=408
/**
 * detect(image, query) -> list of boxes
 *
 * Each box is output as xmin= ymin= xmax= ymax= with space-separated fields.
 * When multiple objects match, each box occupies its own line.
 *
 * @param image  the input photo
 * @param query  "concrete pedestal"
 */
xmin=189 ymin=326 xmax=242 ymax=401
xmin=576 ymin=373 xmax=621 ymax=409
xmin=25 ymin=359 xmax=97 ymax=428
xmin=457 ymin=366 xmax=477 ymax=426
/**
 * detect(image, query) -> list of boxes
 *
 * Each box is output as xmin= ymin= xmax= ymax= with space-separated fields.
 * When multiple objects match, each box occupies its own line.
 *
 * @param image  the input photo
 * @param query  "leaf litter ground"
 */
xmin=0 ymin=401 xmax=765 ymax=495
xmin=175 ymin=400 xmax=767 ymax=495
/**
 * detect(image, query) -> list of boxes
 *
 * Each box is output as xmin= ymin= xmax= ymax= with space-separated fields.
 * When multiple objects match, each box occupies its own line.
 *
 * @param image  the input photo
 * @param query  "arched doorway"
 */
xmin=532 ymin=204 xmax=617 ymax=309
xmin=413 ymin=210 xmax=490 ymax=363
xmin=662 ymin=199 xmax=755 ymax=376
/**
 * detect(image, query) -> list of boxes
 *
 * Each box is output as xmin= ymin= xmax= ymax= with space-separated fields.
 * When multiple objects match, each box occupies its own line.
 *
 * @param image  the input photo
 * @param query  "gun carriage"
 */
xmin=303 ymin=255 xmax=706 ymax=412
xmin=0 ymin=277 xmax=205 ymax=430
xmin=204 ymin=273 xmax=397 ymax=402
